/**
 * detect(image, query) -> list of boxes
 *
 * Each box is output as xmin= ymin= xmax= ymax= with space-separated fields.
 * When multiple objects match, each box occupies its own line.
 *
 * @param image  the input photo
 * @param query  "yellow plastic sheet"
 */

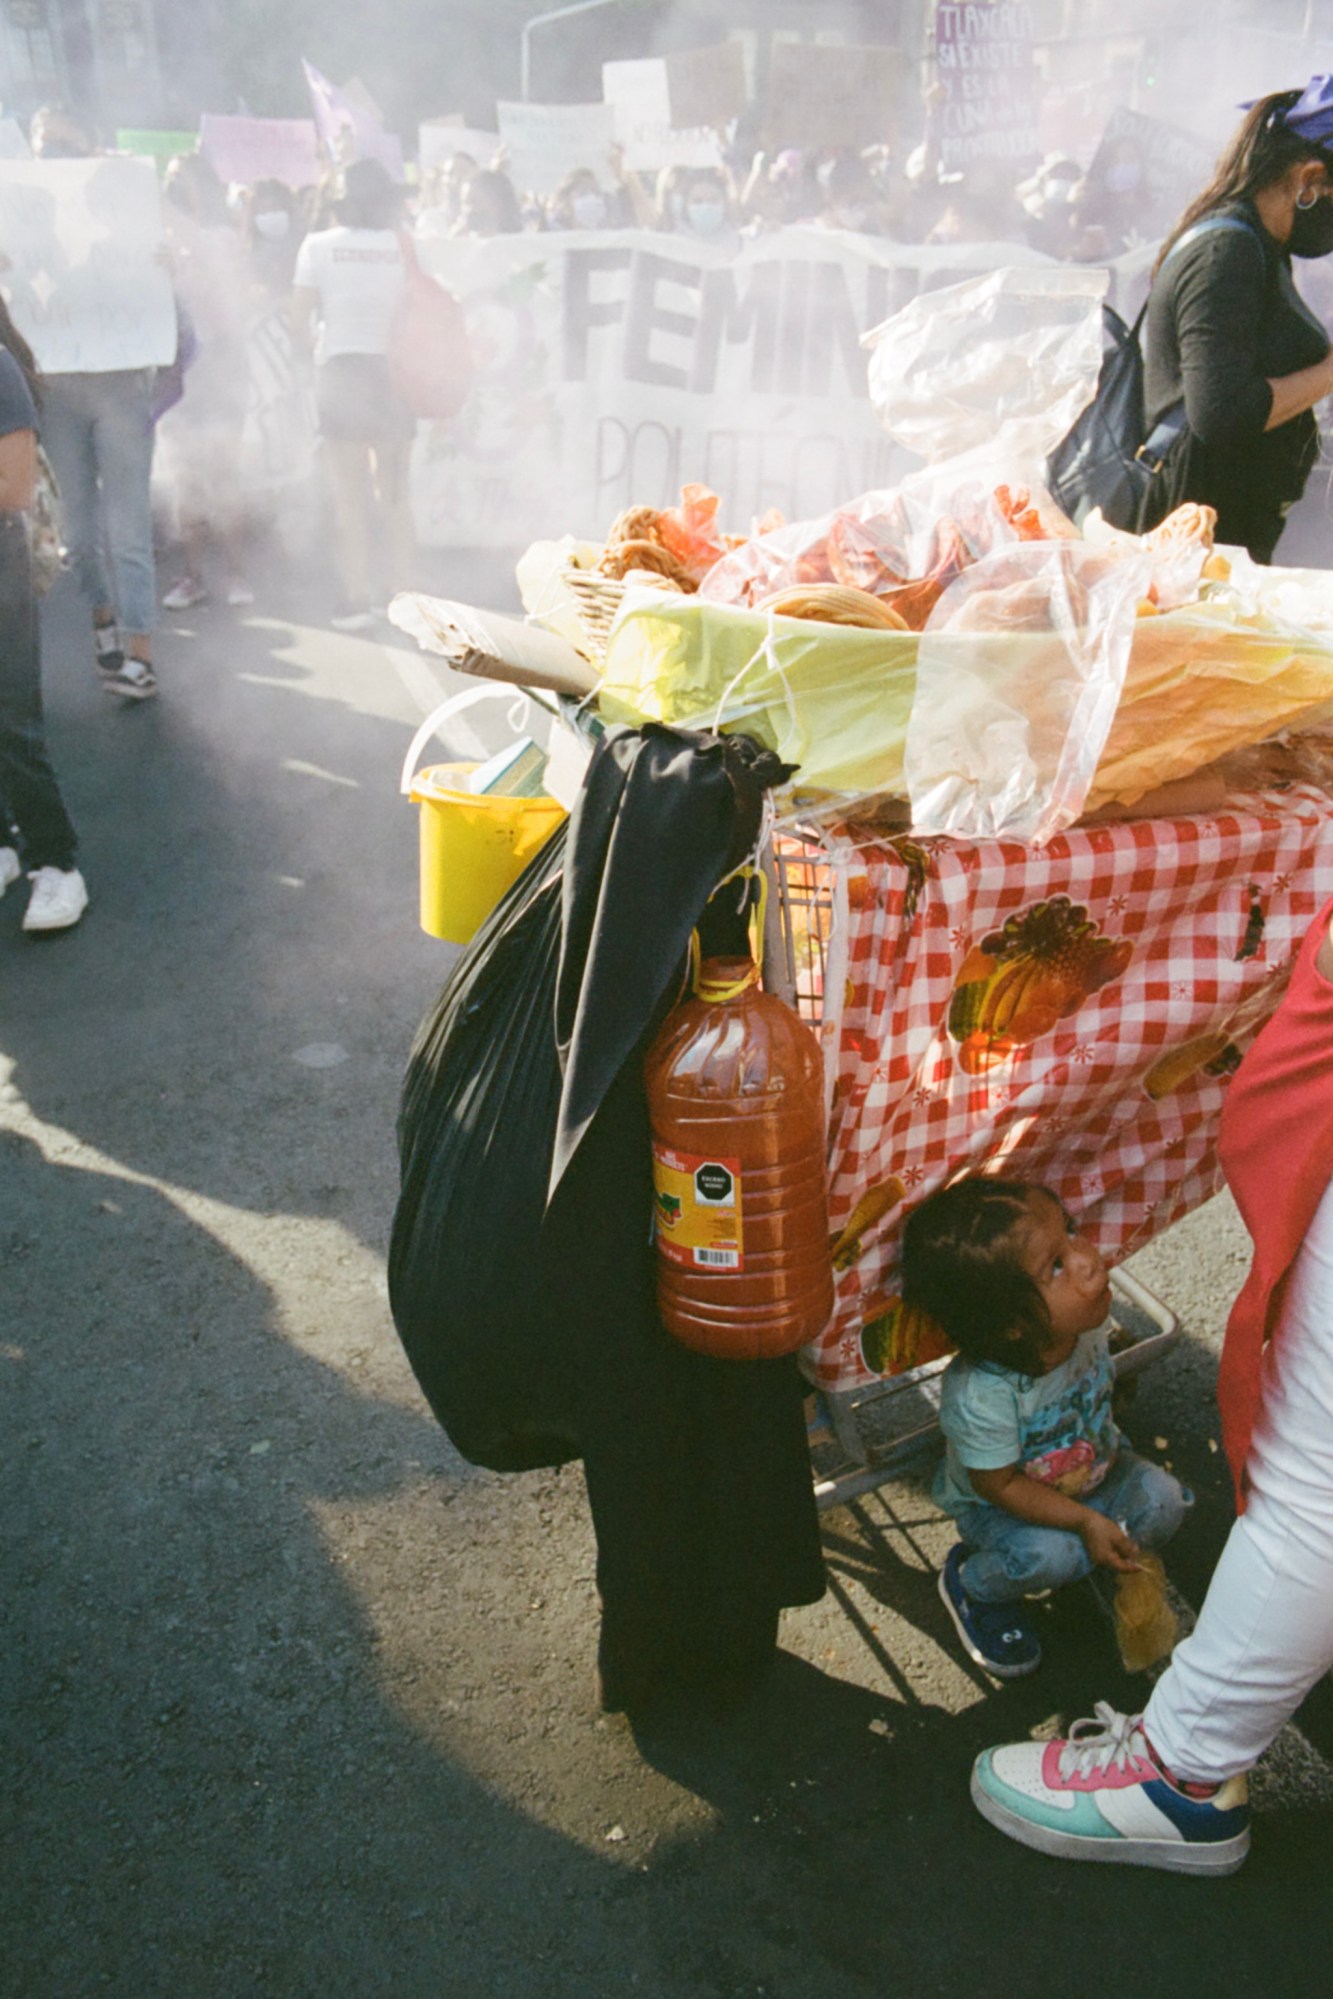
xmin=597 ymin=591 xmax=919 ymax=807
xmin=1087 ymin=603 xmax=1333 ymax=811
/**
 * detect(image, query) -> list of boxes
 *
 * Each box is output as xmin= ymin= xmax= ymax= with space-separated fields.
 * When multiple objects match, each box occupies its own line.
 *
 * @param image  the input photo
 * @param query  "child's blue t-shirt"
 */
xmin=933 ymin=1326 xmax=1120 ymax=1519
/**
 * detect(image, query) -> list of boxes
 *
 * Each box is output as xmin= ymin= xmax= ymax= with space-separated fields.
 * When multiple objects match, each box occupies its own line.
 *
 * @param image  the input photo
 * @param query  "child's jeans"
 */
xmin=952 ymin=1452 xmax=1189 ymax=1605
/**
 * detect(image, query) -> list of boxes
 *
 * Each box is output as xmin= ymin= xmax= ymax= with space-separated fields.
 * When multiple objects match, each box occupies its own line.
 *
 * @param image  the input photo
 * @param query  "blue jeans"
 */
xmin=954 ymin=1453 xmax=1190 ymax=1606
xmin=42 ymin=369 xmax=156 ymax=639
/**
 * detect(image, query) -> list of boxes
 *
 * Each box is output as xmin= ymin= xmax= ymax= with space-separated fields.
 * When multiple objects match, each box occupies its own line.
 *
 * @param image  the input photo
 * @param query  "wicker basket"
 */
xmin=562 ymin=568 xmax=626 ymax=663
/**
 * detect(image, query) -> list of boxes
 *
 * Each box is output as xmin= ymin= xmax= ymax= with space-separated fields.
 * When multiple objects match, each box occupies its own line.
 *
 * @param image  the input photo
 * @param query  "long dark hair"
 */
xmin=0 ymin=291 xmax=42 ymax=412
xmin=338 ymin=156 xmax=402 ymax=230
xmin=900 ymin=1176 xmax=1052 ymax=1375
xmin=1156 ymin=89 xmax=1333 ymax=270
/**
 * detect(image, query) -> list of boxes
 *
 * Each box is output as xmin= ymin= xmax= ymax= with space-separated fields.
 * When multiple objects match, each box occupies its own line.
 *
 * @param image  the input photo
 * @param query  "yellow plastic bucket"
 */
xmin=409 ymin=762 xmax=566 ymax=943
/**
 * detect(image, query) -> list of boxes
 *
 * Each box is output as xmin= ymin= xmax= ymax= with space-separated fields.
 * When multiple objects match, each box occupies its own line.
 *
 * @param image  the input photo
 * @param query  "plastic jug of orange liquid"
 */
xmin=644 ymin=945 xmax=834 ymax=1360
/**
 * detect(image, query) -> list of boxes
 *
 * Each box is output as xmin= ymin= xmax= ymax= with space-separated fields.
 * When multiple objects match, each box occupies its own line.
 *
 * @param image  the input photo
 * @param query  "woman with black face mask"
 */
xmin=1142 ymin=79 xmax=1333 ymax=562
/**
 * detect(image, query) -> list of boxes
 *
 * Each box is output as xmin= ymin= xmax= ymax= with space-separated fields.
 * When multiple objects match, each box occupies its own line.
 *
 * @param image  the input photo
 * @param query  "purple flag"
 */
xmin=301 ymin=59 xmax=404 ymax=179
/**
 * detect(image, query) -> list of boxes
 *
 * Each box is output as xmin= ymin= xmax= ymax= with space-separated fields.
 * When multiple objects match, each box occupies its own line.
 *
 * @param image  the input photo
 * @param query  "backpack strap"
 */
xmin=1163 ymin=212 xmax=1267 ymax=268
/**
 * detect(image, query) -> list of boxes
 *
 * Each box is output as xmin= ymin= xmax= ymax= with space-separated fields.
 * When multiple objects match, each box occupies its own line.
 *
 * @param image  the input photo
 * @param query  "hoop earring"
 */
xmin=1297 ymin=188 xmax=1321 ymax=210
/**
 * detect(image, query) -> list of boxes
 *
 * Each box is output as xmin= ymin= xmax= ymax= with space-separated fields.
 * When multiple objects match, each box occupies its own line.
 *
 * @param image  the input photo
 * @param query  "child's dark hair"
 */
xmin=901 ymin=1177 xmax=1052 ymax=1374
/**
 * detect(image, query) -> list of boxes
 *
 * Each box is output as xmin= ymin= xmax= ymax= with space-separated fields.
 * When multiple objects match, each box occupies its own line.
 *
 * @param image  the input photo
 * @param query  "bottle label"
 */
xmin=651 ymin=1144 xmax=743 ymax=1270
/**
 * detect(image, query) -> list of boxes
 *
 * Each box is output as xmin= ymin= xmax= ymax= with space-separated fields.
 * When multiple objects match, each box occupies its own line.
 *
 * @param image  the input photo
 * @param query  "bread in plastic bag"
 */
xmin=905 ymin=541 xmax=1151 ymax=844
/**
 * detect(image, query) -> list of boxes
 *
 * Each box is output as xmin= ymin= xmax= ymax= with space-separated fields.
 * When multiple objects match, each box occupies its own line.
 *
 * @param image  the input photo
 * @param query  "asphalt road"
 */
xmin=5 ymin=545 xmax=1333 ymax=1999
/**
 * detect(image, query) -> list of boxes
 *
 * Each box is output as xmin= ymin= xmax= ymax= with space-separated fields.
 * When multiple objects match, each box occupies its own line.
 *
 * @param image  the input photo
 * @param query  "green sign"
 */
xmin=115 ymin=129 xmax=198 ymax=172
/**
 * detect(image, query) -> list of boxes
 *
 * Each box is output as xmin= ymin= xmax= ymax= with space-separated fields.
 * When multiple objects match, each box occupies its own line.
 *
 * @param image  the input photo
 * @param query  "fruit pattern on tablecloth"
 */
xmin=805 ymin=788 xmax=1333 ymax=1394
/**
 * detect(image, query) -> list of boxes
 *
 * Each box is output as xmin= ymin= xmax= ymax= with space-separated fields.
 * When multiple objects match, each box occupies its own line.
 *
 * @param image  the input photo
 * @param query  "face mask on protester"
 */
xmin=1104 ymin=162 xmax=1143 ymax=197
xmin=1288 ymin=189 xmax=1333 ymax=258
xmin=253 ymin=210 xmax=291 ymax=242
xmin=571 ymin=192 xmax=607 ymax=229
xmin=1042 ymin=176 xmax=1078 ymax=207
xmin=686 ymin=200 xmax=725 ymax=236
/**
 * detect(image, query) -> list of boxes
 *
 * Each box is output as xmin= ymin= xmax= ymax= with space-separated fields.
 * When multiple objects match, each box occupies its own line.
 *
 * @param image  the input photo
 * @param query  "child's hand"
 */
xmin=1081 ymin=1512 xmax=1142 ymax=1573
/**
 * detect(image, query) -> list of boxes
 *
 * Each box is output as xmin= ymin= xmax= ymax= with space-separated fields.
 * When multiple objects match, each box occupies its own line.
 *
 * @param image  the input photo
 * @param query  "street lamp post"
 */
xmin=519 ymin=0 xmax=624 ymax=103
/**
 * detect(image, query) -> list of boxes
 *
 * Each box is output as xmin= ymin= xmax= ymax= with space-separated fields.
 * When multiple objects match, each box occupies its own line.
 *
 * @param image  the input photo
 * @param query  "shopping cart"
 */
xmin=760 ymin=833 xmax=1180 ymax=1515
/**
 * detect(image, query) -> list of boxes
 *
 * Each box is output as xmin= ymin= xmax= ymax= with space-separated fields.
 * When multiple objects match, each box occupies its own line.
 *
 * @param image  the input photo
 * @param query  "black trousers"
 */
xmin=0 ymin=517 xmax=77 ymax=871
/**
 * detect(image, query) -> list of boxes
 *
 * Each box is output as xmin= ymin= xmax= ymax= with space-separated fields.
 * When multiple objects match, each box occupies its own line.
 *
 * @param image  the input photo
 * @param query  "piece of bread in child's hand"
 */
xmin=1114 ymin=1552 xmax=1178 ymax=1673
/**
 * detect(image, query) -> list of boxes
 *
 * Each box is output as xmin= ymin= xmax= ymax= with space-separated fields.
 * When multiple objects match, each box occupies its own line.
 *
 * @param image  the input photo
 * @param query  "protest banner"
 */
xmin=665 ymin=43 xmax=749 ymax=134
xmin=408 ymin=225 xmax=1074 ymax=549
xmin=602 ymin=58 xmax=723 ymax=173
xmin=934 ymin=2 xmax=1041 ymax=172
xmin=0 ymin=157 xmax=175 ymax=373
xmin=1084 ymin=105 xmax=1214 ymax=240
xmin=419 ymin=122 xmax=502 ymax=175
xmin=200 ymin=114 xmax=320 ymax=188
xmin=766 ymin=43 xmax=910 ymax=153
xmin=115 ymin=128 xmax=198 ymax=172
xmin=496 ymin=101 xmax=616 ymax=196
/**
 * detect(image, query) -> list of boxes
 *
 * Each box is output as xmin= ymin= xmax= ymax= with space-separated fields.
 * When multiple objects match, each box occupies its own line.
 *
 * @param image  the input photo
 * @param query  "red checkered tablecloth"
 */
xmin=806 ymin=789 xmax=1333 ymax=1393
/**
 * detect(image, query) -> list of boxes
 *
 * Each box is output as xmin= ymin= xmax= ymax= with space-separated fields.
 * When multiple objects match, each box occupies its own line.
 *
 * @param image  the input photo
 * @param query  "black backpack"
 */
xmin=1047 ymin=215 xmax=1261 ymax=530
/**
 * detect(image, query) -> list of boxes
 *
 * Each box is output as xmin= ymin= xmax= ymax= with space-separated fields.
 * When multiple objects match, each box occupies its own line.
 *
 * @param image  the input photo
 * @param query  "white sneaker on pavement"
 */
xmin=100 ymin=657 xmax=158 ymax=701
xmin=226 ymin=579 xmax=255 ymax=607
xmin=23 ymin=866 xmax=88 ymax=934
xmin=0 ymin=845 xmax=21 ymax=895
xmin=163 ymin=576 xmax=209 ymax=611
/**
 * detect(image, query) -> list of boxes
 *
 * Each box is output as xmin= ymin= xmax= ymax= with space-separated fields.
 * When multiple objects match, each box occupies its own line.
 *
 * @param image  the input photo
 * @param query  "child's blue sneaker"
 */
xmin=937 ymin=1542 xmax=1042 ymax=1678
xmin=971 ymin=1703 xmax=1251 ymax=1875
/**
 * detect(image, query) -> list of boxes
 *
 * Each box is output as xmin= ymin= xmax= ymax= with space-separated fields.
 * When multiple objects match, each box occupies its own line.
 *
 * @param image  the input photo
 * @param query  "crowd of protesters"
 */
xmin=0 ymin=89 xmax=1200 ymax=939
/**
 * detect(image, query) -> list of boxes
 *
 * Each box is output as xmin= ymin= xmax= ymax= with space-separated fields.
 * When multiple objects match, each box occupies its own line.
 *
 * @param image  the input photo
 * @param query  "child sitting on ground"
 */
xmin=901 ymin=1177 xmax=1189 ymax=1679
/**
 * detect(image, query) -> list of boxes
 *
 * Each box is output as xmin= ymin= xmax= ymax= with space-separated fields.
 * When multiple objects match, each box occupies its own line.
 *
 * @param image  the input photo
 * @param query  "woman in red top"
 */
xmin=969 ymin=894 xmax=1333 ymax=1874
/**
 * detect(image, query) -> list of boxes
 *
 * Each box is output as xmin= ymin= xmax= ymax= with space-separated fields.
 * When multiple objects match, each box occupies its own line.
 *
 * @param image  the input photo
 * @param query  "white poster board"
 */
xmin=496 ymin=100 xmax=616 ymax=195
xmin=409 ymin=226 xmax=1066 ymax=549
xmin=0 ymin=157 xmax=175 ymax=374
xmin=602 ymin=59 xmax=723 ymax=173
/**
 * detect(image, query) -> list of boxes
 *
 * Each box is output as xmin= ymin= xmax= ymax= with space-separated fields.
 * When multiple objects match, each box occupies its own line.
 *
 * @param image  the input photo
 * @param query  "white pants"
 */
xmin=1145 ymin=1174 xmax=1333 ymax=1783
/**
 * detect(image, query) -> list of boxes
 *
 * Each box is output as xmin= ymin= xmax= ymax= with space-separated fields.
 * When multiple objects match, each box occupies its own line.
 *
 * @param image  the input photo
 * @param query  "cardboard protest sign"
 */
xmin=1084 ymin=105 xmax=1214 ymax=239
xmin=603 ymin=59 xmax=723 ymax=173
xmin=0 ymin=157 xmax=175 ymax=373
xmin=200 ymin=114 xmax=320 ymax=188
xmin=115 ymin=128 xmax=198 ymax=172
xmin=934 ymin=2 xmax=1041 ymax=171
xmin=665 ymin=43 xmax=748 ymax=134
xmin=419 ymin=123 xmax=502 ymax=175
xmin=496 ymin=101 xmax=616 ymax=196
xmin=766 ymin=43 xmax=909 ymax=153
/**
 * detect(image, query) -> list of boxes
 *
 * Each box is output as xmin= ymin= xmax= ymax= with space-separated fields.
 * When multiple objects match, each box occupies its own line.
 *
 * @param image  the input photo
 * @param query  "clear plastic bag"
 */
xmin=865 ymin=264 xmax=1106 ymax=470
xmin=905 ymin=541 xmax=1151 ymax=844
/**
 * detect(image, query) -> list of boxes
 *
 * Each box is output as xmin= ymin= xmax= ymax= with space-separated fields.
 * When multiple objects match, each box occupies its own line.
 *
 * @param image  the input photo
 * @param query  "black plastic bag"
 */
xmin=389 ymin=724 xmax=824 ymax=1707
xmin=389 ymin=824 xmax=574 ymax=1472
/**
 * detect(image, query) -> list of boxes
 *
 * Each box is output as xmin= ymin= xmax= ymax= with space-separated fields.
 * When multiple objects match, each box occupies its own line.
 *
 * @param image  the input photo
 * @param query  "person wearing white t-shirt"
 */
xmin=291 ymin=158 xmax=413 ymax=631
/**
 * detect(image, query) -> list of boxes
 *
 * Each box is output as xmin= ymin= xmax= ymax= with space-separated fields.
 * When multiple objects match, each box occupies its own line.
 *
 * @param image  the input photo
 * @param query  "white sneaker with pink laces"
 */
xmin=971 ymin=1702 xmax=1251 ymax=1875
